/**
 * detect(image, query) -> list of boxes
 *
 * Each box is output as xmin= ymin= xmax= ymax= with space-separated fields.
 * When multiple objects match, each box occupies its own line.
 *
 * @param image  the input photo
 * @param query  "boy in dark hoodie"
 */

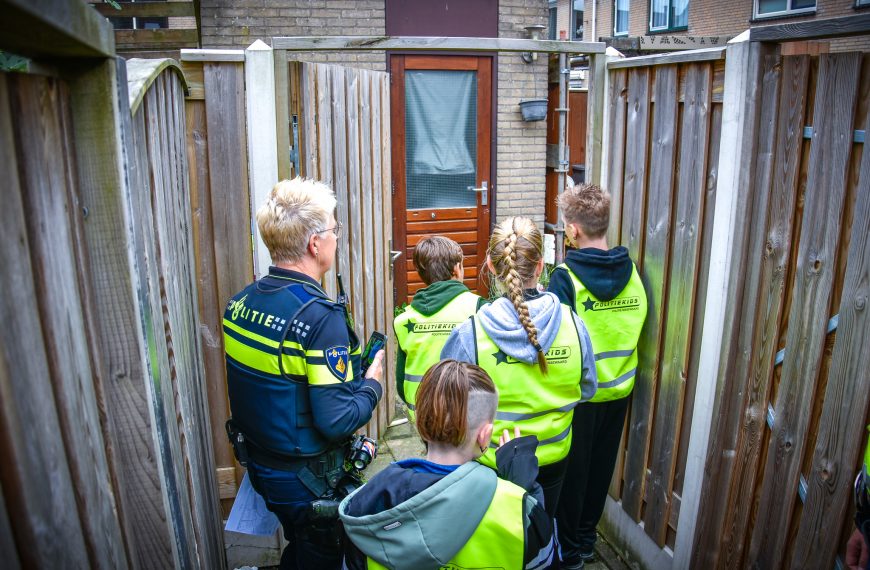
xmin=394 ymin=237 xmax=485 ymax=420
xmin=550 ymin=183 xmax=648 ymax=569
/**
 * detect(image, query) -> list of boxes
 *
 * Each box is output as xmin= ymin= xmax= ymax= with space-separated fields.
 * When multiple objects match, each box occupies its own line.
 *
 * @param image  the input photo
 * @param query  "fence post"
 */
xmin=672 ymin=30 xmax=763 ymax=569
xmin=245 ymin=39 xmax=279 ymax=279
xmin=585 ymin=47 xmax=621 ymax=188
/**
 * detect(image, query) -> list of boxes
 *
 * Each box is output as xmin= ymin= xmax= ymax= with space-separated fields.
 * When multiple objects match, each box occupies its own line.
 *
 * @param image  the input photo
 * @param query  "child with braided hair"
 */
xmin=442 ymin=216 xmax=597 ymax=526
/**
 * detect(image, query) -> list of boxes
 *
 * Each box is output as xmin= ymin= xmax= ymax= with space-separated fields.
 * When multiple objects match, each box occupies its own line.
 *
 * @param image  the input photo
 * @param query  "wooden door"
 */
xmin=390 ymin=55 xmax=492 ymax=303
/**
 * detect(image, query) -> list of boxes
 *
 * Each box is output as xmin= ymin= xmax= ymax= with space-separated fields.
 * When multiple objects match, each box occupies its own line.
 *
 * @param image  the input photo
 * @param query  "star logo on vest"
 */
xmin=404 ymin=320 xmax=416 ymax=333
xmin=493 ymin=350 xmax=510 ymax=365
xmin=325 ymin=345 xmax=350 ymax=381
xmin=582 ymin=296 xmax=596 ymax=311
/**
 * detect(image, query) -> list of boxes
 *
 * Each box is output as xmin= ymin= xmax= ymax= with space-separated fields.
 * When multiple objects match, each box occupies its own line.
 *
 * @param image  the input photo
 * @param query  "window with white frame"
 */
xmin=649 ymin=0 xmax=688 ymax=32
xmin=754 ymin=0 xmax=816 ymax=19
xmin=614 ymin=0 xmax=630 ymax=36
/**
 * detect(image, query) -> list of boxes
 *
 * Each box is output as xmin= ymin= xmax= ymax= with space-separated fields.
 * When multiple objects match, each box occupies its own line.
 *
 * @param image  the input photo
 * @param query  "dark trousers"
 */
xmin=557 ymin=397 xmax=630 ymax=560
xmin=538 ymin=457 xmax=569 ymax=520
xmin=247 ymin=461 xmax=342 ymax=570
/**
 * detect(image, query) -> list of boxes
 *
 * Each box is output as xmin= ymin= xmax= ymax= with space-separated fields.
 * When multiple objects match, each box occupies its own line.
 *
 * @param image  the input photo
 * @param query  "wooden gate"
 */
xmin=595 ymin=48 xmax=726 ymax=566
xmin=593 ymin=25 xmax=870 ymax=570
xmin=692 ymin=48 xmax=870 ymax=570
xmin=180 ymin=48 xmax=396 ymax=531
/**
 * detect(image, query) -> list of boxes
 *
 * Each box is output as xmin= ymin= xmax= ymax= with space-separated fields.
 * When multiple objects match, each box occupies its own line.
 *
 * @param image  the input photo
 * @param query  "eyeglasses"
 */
xmin=316 ymin=221 xmax=343 ymax=239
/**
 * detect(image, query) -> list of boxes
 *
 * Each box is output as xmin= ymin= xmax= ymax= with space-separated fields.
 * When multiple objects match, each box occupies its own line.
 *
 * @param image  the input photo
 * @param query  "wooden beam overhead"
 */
xmin=749 ymin=13 xmax=870 ymax=42
xmin=608 ymin=46 xmax=726 ymax=70
xmin=0 ymin=0 xmax=115 ymax=59
xmin=271 ymin=35 xmax=606 ymax=54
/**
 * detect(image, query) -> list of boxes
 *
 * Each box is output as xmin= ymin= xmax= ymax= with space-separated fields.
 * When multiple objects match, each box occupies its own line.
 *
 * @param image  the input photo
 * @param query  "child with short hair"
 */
xmin=551 ymin=183 xmax=648 ymax=569
xmin=394 ymin=236 xmax=484 ymax=419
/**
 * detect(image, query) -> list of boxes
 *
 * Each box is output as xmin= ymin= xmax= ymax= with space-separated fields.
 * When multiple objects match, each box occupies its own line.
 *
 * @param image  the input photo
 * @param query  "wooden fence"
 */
xmin=692 ymin=49 xmax=870 ymax=570
xmin=0 ymin=1 xmax=223 ymax=566
xmin=596 ymin=48 xmax=726 ymax=560
xmin=594 ymin=25 xmax=870 ymax=570
xmin=180 ymin=48 xmax=397 ymax=525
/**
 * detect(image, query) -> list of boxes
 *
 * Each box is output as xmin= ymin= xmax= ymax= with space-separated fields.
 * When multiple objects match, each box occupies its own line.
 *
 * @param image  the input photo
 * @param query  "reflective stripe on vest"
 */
xmin=394 ymin=290 xmax=480 ymax=420
xmin=366 ymin=477 xmax=526 ymax=570
xmin=559 ymin=262 xmax=647 ymax=402
xmin=474 ymin=304 xmax=584 ymax=467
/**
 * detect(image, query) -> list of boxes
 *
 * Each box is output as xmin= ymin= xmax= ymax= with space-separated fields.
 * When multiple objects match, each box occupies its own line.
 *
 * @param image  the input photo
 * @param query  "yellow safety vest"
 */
xmin=864 ymin=425 xmax=870 ymax=501
xmin=394 ymin=291 xmax=480 ymax=420
xmin=559 ymin=262 xmax=647 ymax=402
xmin=366 ymin=478 xmax=526 ymax=570
xmin=474 ymin=304 xmax=585 ymax=467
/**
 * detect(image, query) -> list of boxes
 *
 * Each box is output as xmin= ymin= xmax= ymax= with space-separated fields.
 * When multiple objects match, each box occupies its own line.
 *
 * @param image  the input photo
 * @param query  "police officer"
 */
xmin=223 ymin=178 xmax=384 ymax=570
xmin=441 ymin=217 xmax=598 ymax=526
xmin=340 ymin=360 xmax=554 ymax=570
xmin=550 ymin=183 xmax=648 ymax=569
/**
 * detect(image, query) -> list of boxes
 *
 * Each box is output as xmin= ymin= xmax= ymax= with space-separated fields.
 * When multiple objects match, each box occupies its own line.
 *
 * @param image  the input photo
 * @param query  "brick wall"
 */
xmin=586 ymin=0 xmax=870 ymax=50
xmin=496 ymin=0 xmax=550 ymax=227
xmin=557 ymin=0 xmax=572 ymax=39
xmin=199 ymin=0 xmax=386 ymax=70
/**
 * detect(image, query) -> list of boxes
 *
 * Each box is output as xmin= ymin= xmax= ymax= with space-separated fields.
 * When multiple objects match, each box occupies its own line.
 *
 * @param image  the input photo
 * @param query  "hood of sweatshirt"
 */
xmin=339 ymin=461 xmax=497 ymax=570
xmin=410 ymin=280 xmax=473 ymax=316
xmin=477 ymin=292 xmax=563 ymax=364
xmin=564 ymin=246 xmax=633 ymax=302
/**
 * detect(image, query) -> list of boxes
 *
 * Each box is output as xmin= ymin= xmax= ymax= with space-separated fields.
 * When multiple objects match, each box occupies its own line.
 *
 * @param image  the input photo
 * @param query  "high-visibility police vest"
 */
xmin=366 ymin=477 xmax=525 ymax=570
xmin=474 ymin=304 xmax=585 ymax=468
xmin=223 ymin=278 xmax=361 ymax=457
xmin=558 ymin=262 xmax=647 ymax=402
xmin=394 ymin=290 xmax=480 ymax=420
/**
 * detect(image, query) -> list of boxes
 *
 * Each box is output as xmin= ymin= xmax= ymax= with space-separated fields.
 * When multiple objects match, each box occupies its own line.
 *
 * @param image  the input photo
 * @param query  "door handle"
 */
xmin=467 ymin=180 xmax=488 ymax=206
xmin=388 ymin=239 xmax=402 ymax=279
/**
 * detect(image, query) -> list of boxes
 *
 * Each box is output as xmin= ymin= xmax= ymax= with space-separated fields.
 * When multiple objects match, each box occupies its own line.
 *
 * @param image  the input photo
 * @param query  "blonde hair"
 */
xmin=256 ymin=177 xmax=337 ymax=264
xmin=413 ymin=236 xmax=464 ymax=285
xmin=557 ymin=183 xmax=611 ymax=239
xmin=487 ymin=217 xmax=548 ymax=374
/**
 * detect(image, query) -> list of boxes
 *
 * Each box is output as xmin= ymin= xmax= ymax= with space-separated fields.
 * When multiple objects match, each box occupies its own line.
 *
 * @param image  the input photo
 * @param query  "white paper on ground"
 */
xmin=226 ymin=472 xmax=281 ymax=536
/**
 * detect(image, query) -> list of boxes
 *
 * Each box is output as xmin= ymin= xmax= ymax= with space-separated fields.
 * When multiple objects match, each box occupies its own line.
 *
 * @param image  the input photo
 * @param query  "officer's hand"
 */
xmin=364 ymin=349 xmax=385 ymax=386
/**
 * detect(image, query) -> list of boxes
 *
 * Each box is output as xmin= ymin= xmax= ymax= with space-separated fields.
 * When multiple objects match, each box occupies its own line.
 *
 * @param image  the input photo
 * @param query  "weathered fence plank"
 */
xmin=644 ymin=61 xmax=711 ymax=546
xmin=720 ymin=54 xmax=808 ymax=569
xmin=10 ymin=72 xmax=128 ymax=570
xmin=791 ymin=71 xmax=870 ymax=567
xmin=345 ymin=67 xmax=365 ymax=345
xmin=71 ymin=58 xmax=177 ymax=569
xmin=748 ymin=52 xmax=861 ymax=568
xmin=380 ymin=72 xmax=397 ymax=422
xmin=203 ymin=62 xmax=254 ymax=308
xmin=0 ymin=73 xmax=93 ymax=570
xmin=620 ymin=66 xmax=654 ymax=521
xmin=605 ymin=69 xmax=628 ymax=250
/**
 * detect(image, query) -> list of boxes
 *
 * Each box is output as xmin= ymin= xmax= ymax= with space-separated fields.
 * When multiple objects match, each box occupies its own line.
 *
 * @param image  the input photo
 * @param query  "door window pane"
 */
xmin=405 ymin=70 xmax=478 ymax=209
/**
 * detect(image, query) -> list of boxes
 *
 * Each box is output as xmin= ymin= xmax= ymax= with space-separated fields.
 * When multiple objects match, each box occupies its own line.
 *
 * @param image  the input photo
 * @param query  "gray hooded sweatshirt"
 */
xmin=339 ymin=461 xmax=551 ymax=569
xmin=441 ymin=291 xmax=597 ymax=401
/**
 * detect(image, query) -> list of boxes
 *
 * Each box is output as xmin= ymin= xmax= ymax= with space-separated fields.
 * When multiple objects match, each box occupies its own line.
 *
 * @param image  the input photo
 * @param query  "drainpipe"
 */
xmin=591 ymin=0 xmax=597 ymax=42
xmin=554 ymin=51 xmax=569 ymax=264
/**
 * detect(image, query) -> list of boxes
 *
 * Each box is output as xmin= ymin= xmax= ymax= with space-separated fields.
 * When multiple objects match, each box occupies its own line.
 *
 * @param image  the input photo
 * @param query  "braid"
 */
xmin=502 ymin=229 xmax=549 ymax=375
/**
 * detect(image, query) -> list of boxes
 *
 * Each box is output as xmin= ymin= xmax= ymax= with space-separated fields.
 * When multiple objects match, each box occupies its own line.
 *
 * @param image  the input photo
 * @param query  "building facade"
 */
xmin=553 ymin=0 xmax=870 ymax=51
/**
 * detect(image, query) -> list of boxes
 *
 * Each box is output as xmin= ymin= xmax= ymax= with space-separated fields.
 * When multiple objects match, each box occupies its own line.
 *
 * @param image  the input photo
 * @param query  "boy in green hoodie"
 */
xmin=394 ymin=236 xmax=484 ymax=420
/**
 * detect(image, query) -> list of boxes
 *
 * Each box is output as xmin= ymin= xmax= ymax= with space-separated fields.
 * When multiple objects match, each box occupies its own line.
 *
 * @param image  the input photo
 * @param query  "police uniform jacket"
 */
xmin=223 ymin=267 xmax=382 ymax=458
